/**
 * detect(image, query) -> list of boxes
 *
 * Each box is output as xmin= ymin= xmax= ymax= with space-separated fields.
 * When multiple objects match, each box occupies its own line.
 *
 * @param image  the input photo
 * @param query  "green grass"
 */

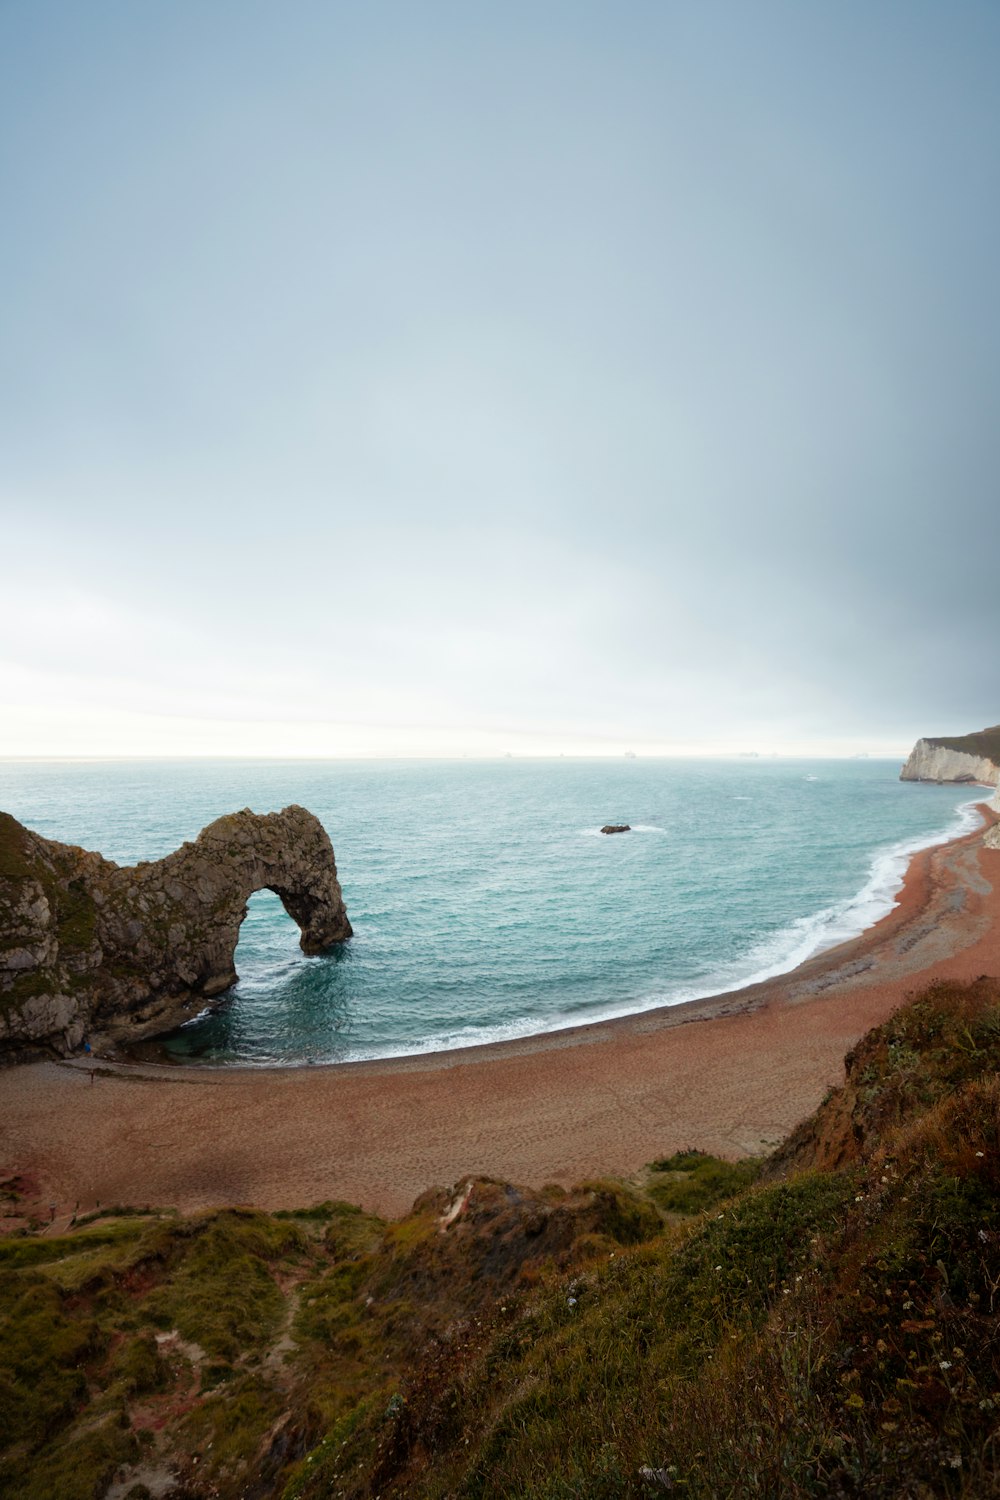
xmin=0 ymin=812 xmax=102 ymax=1031
xmin=0 ymin=813 xmax=33 ymax=884
xmin=0 ymin=1219 xmax=151 ymax=1271
xmin=2 ymin=977 xmax=1000 ymax=1499
xmin=142 ymin=1211 xmax=308 ymax=1359
xmin=107 ymin=1332 xmax=168 ymax=1396
xmin=0 ymin=1276 xmax=102 ymax=1450
xmin=924 ymin=723 xmax=1000 ymax=763
xmin=8 ymin=1413 xmax=139 ymax=1500
xmin=176 ymin=1375 xmax=288 ymax=1480
xmin=646 ymin=1149 xmax=761 ymax=1215
xmin=0 ymin=815 xmax=99 ymax=957
xmin=54 ymin=876 xmax=97 ymax=954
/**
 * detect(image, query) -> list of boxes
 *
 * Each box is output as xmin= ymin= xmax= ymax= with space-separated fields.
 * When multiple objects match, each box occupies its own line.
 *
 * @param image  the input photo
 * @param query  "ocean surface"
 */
xmin=0 ymin=759 xmax=984 ymax=1066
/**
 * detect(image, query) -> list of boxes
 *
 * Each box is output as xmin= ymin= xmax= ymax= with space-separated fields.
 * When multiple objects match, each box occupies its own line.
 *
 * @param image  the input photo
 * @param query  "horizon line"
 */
xmin=0 ymin=751 xmax=907 ymax=764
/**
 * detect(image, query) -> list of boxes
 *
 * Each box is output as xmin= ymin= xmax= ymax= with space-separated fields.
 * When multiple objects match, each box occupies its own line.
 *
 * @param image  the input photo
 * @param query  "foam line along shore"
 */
xmin=2 ymin=801 xmax=998 ymax=1222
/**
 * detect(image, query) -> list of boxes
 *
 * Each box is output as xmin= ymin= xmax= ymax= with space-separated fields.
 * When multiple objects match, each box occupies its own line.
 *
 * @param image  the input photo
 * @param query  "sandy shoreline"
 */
xmin=3 ymin=805 xmax=999 ymax=1223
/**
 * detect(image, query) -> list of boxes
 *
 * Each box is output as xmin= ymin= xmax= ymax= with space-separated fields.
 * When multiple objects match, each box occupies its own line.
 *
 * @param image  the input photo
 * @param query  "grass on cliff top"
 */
xmin=0 ymin=811 xmax=98 ymax=1012
xmin=3 ymin=976 xmax=1000 ymax=1500
xmin=645 ymin=1150 xmax=761 ymax=1216
xmin=0 ymin=1179 xmax=679 ymax=1499
xmin=0 ymin=813 xmax=33 ymax=884
xmin=287 ymin=975 xmax=1000 ymax=1500
xmin=924 ymin=722 xmax=1000 ymax=763
xmin=0 ymin=1207 xmax=327 ymax=1500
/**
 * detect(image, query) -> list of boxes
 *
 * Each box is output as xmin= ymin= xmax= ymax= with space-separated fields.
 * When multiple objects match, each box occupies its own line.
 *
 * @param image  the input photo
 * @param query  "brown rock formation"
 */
xmin=0 ymin=805 xmax=351 ymax=1061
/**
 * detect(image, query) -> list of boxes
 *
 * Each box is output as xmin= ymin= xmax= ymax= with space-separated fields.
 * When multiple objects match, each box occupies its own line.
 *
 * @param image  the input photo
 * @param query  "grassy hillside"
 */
xmin=2 ymin=976 xmax=1000 ymax=1498
xmin=925 ymin=724 xmax=1000 ymax=764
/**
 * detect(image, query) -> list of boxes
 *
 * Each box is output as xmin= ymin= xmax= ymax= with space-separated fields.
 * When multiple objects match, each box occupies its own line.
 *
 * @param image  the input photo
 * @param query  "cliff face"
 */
xmin=0 ymin=805 xmax=352 ymax=1061
xmin=986 ymin=782 xmax=1000 ymax=850
xmin=899 ymin=736 xmax=1000 ymax=786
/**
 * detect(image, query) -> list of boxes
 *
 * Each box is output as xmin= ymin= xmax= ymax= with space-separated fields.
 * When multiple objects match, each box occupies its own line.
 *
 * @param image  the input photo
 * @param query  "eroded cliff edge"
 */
xmin=0 ymin=805 xmax=352 ymax=1062
xmin=987 ymin=782 xmax=1000 ymax=852
xmin=900 ymin=723 xmax=1000 ymax=786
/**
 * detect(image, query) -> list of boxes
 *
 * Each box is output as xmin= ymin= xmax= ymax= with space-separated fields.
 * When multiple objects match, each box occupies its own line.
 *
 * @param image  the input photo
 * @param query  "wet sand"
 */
xmin=2 ymin=808 xmax=998 ymax=1223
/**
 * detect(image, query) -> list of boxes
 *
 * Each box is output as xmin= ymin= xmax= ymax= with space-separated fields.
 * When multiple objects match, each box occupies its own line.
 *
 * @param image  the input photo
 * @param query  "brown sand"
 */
xmin=3 ymin=808 xmax=998 ymax=1224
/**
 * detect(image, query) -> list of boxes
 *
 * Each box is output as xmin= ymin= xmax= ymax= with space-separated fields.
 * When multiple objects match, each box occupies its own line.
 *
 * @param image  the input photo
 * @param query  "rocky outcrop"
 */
xmin=986 ymin=783 xmax=1000 ymax=851
xmin=600 ymin=824 xmax=631 ymax=835
xmin=900 ymin=736 xmax=1000 ymax=787
xmin=0 ymin=806 xmax=351 ymax=1062
xmin=900 ymin=726 xmax=1000 ymax=848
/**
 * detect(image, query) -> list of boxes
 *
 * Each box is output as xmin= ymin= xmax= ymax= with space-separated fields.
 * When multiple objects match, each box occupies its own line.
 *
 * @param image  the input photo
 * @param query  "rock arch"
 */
xmin=0 ymin=805 xmax=352 ymax=1059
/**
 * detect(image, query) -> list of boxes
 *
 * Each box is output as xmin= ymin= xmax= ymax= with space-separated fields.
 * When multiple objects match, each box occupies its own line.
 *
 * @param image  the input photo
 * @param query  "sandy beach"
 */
xmin=2 ymin=806 xmax=998 ymax=1225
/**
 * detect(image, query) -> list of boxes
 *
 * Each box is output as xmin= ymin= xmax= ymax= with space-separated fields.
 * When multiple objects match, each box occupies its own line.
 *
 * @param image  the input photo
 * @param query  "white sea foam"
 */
xmin=10 ymin=754 xmax=989 ymax=1071
xmin=578 ymin=823 xmax=666 ymax=837
xmin=179 ymin=1006 xmax=214 ymax=1027
xmin=335 ymin=796 xmax=986 ymax=1064
xmin=340 ymin=1014 xmax=550 ymax=1064
xmin=623 ymin=796 xmax=985 ymax=1018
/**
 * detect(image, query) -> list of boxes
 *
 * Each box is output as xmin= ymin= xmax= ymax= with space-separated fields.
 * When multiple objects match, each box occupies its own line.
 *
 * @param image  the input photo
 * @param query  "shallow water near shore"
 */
xmin=0 ymin=758 xmax=983 ymax=1065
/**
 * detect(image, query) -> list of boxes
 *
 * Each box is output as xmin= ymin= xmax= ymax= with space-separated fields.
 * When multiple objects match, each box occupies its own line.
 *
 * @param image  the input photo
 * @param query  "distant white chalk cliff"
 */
xmin=899 ymin=739 xmax=999 ymax=787
xmin=899 ymin=727 xmax=1000 ymax=850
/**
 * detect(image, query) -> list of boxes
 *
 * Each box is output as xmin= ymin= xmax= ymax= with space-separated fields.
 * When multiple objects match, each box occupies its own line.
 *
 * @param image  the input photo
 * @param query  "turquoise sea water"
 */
xmin=0 ymin=759 xmax=984 ymax=1066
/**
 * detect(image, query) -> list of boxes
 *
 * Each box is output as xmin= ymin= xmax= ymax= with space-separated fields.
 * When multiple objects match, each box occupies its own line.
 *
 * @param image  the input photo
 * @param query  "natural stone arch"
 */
xmin=0 ymin=805 xmax=352 ymax=1059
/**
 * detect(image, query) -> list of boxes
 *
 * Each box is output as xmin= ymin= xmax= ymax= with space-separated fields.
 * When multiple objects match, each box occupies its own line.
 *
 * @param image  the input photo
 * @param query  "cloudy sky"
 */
xmin=2 ymin=1 xmax=998 ymax=758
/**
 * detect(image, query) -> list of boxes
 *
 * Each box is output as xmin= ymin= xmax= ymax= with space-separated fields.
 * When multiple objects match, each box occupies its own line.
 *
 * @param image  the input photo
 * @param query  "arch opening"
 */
xmin=235 ymin=888 xmax=297 ymax=964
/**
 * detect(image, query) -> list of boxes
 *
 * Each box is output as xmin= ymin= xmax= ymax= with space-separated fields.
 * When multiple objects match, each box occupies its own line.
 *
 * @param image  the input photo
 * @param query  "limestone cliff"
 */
xmin=899 ymin=725 xmax=1000 ymax=786
xmin=0 ymin=805 xmax=352 ymax=1061
xmin=986 ymin=782 xmax=1000 ymax=850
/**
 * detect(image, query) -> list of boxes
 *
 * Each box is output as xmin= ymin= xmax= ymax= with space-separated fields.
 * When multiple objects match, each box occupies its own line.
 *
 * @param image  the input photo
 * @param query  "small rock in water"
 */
xmin=600 ymin=824 xmax=631 ymax=835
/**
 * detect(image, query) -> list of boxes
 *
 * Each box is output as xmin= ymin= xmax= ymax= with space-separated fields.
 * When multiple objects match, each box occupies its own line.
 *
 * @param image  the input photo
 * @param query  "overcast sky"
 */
xmin=2 ymin=1 xmax=998 ymax=758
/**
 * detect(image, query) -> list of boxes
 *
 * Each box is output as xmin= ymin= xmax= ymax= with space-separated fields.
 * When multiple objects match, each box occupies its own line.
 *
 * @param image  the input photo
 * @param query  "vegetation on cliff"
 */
xmin=2 ymin=976 xmax=1000 ymax=1498
xmin=0 ymin=811 xmax=103 ymax=1015
xmin=923 ymin=725 xmax=1000 ymax=765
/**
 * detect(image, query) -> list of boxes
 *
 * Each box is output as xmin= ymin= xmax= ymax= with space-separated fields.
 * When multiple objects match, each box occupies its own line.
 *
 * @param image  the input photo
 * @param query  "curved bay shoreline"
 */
xmin=2 ymin=805 xmax=998 ymax=1224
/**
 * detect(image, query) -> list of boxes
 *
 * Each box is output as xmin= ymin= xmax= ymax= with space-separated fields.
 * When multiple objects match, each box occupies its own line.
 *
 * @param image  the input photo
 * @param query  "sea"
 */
xmin=0 ymin=758 xmax=985 ymax=1067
